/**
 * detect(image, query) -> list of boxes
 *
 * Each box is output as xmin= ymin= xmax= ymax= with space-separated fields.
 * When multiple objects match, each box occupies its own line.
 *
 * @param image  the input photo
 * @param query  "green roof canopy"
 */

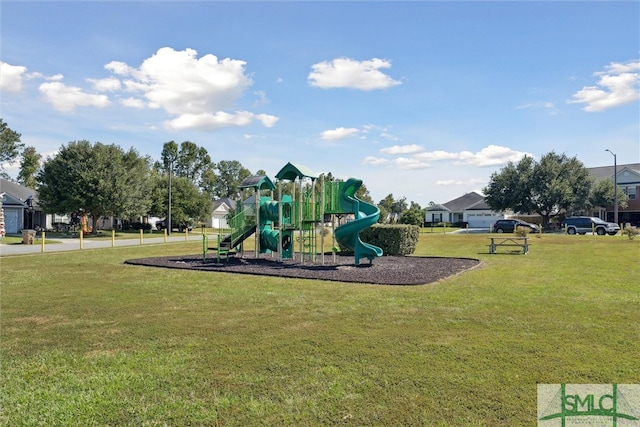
xmin=275 ymin=162 xmax=318 ymax=181
xmin=239 ymin=175 xmax=276 ymax=191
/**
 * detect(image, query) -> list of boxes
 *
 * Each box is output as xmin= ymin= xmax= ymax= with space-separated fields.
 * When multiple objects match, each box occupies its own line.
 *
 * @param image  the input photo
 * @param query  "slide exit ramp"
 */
xmin=334 ymin=178 xmax=383 ymax=265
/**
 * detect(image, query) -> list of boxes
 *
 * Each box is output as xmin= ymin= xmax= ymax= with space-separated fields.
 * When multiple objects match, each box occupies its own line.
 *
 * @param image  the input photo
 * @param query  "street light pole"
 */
xmin=168 ymin=160 xmax=173 ymax=236
xmin=605 ymin=149 xmax=618 ymax=224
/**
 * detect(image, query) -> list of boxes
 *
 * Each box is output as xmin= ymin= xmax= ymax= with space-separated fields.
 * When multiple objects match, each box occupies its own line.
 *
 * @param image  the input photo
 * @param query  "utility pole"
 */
xmin=605 ymin=149 xmax=618 ymax=224
xmin=168 ymin=160 xmax=173 ymax=235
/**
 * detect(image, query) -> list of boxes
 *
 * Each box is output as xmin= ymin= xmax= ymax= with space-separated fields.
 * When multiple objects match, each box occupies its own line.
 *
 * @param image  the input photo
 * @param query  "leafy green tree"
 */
xmin=214 ymin=160 xmax=252 ymax=198
xmin=355 ymin=182 xmax=374 ymax=204
xmin=17 ymin=146 xmax=41 ymax=189
xmin=391 ymin=196 xmax=408 ymax=222
xmin=533 ymin=153 xmax=593 ymax=215
xmin=378 ymin=194 xmax=395 ymax=223
xmin=484 ymin=152 xmax=594 ymax=226
xmin=37 ymin=140 xmax=152 ymax=234
xmin=377 ymin=194 xmax=407 ymax=223
xmin=159 ymin=140 xmax=179 ymax=169
xmin=149 ymin=172 xmax=212 ymax=226
xmin=157 ymin=141 xmax=216 ymax=197
xmin=0 ymin=118 xmax=24 ymax=179
xmin=377 ymin=205 xmax=389 ymax=224
xmin=399 ymin=201 xmax=424 ymax=226
xmin=484 ymin=156 xmax=535 ymax=215
xmin=589 ymin=178 xmax=628 ymax=211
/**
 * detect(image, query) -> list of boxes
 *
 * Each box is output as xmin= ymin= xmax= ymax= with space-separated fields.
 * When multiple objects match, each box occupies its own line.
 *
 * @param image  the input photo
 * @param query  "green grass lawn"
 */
xmin=1 ymin=234 xmax=638 ymax=426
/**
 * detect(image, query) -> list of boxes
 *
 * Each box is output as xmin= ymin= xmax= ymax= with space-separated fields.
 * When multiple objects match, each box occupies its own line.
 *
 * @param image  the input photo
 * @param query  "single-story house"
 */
xmin=0 ymin=178 xmax=47 ymax=235
xmin=425 ymin=191 xmax=504 ymax=228
xmin=208 ymin=198 xmax=236 ymax=229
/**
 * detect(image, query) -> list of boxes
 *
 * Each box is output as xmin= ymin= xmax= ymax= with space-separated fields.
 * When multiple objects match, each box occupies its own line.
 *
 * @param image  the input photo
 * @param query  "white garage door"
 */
xmin=467 ymin=214 xmax=502 ymax=228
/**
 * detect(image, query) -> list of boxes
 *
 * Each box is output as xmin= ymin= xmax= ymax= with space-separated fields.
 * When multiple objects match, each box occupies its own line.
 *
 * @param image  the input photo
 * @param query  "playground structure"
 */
xmin=203 ymin=162 xmax=383 ymax=265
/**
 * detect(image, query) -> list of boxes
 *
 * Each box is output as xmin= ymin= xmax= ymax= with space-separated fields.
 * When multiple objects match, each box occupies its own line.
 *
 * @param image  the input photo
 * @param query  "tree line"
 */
xmin=1 ymin=118 xmax=424 ymax=231
xmin=1 ymin=118 xmax=625 ymax=231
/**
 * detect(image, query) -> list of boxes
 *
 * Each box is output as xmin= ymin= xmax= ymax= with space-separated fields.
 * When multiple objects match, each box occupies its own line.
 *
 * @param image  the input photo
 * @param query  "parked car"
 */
xmin=492 ymin=219 xmax=539 ymax=233
xmin=155 ymin=219 xmax=193 ymax=232
xmin=562 ymin=217 xmax=620 ymax=235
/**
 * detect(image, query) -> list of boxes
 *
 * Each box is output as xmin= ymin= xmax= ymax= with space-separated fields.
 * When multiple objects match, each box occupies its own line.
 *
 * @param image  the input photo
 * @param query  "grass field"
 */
xmin=1 ymin=233 xmax=638 ymax=426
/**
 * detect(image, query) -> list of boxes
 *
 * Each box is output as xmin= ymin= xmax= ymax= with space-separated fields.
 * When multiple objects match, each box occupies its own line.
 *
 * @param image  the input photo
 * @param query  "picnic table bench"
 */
xmin=488 ymin=236 xmax=529 ymax=254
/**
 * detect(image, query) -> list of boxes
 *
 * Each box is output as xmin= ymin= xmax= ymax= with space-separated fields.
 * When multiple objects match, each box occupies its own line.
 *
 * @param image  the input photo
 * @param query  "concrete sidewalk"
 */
xmin=0 ymin=233 xmax=204 ymax=256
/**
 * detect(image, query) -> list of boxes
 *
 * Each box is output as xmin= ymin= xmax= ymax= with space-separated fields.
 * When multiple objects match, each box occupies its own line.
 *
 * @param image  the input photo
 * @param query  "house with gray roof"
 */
xmin=425 ymin=191 xmax=504 ymax=228
xmin=587 ymin=163 xmax=640 ymax=225
xmin=0 ymin=178 xmax=45 ymax=235
xmin=208 ymin=198 xmax=236 ymax=229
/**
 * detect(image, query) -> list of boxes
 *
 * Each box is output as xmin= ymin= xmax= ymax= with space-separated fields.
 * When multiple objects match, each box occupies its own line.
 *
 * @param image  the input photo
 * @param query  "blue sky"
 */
xmin=1 ymin=1 xmax=638 ymax=205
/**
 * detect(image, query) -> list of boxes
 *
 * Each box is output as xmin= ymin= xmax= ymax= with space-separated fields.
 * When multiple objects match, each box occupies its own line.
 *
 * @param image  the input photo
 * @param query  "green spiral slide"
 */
xmin=334 ymin=178 xmax=383 ymax=265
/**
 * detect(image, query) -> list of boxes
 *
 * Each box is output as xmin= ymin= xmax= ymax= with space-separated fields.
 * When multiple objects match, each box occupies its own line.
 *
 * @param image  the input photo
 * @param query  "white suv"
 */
xmin=562 ymin=217 xmax=620 ymax=235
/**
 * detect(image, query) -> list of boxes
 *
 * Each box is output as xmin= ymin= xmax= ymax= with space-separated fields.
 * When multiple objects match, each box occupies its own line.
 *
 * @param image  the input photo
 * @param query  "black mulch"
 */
xmin=124 ymin=253 xmax=481 ymax=286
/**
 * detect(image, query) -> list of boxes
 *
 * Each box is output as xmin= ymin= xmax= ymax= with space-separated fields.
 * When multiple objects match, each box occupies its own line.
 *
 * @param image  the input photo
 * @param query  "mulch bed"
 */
xmin=124 ymin=253 xmax=481 ymax=286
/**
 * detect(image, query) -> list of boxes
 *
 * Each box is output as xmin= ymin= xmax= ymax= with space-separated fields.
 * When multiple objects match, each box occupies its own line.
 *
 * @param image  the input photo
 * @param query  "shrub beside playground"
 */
xmin=361 ymin=224 xmax=420 ymax=255
xmin=336 ymin=224 xmax=420 ymax=256
xmin=1 ymin=234 xmax=638 ymax=425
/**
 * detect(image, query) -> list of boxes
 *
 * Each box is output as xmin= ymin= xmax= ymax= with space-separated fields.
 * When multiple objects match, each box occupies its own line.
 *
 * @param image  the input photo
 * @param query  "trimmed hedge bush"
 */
xmin=360 ymin=224 xmax=420 ymax=256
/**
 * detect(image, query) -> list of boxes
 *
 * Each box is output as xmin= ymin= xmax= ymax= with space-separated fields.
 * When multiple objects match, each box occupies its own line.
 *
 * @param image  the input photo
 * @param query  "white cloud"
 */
xmin=362 ymin=156 xmax=390 ymax=166
xmin=104 ymin=61 xmax=135 ymax=76
xmin=395 ymin=157 xmax=430 ymax=170
xmin=380 ymin=133 xmax=400 ymax=141
xmin=308 ymin=57 xmax=401 ymax=90
xmin=380 ymin=144 xmax=423 ymax=155
xmin=256 ymin=113 xmax=279 ymax=128
xmin=418 ymin=145 xmax=529 ymax=167
xmin=88 ymin=77 xmax=121 ymax=92
xmin=39 ymin=81 xmax=110 ymax=112
xmin=320 ymin=127 xmax=360 ymax=140
xmin=413 ymin=150 xmax=460 ymax=161
xmin=569 ymin=60 xmax=640 ymax=112
xmin=0 ymin=62 xmax=28 ymax=93
xmin=164 ymin=111 xmax=278 ymax=131
xmin=120 ymin=97 xmax=146 ymax=108
xmin=129 ymin=47 xmax=251 ymax=114
xmin=370 ymin=144 xmax=531 ymax=169
xmin=103 ymin=47 xmax=277 ymax=130
xmin=457 ymin=145 xmax=531 ymax=167
xmin=516 ymin=101 xmax=558 ymax=115
xmin=436 ymin=178 xmax=486 ymax=186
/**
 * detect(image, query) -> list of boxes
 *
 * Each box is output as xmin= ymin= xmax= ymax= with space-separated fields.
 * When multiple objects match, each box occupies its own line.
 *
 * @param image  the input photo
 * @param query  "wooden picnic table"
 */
xmin=488 ymin=236 xmax=529 ymax=254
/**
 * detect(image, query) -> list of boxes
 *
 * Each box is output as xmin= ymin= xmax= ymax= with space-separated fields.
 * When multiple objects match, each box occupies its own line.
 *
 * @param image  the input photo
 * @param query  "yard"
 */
xmin=1 ymin=233 xmax=638 ymax=426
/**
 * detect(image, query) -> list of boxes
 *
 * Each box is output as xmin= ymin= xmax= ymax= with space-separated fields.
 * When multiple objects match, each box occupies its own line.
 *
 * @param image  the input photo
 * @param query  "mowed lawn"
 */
xmin=1 ymin=233 xmax=638 ymax=426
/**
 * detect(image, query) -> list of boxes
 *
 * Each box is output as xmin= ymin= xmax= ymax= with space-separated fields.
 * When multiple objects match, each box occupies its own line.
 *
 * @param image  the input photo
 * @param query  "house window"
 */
xmin=624 ymin=186 xmax=637 ymax=200
xmin=432 ymin=213 xmax=442 ymax=223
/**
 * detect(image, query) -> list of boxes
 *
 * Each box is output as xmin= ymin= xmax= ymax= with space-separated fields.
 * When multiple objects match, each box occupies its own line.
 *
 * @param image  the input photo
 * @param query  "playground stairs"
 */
xmin=204 ymin=224 xmax=256 ymax=263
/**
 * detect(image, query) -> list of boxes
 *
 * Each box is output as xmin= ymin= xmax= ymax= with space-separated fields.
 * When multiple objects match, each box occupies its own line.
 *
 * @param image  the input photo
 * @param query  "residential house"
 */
xmin=587 ymin=163 xmax=640 ymax=226
xmin=208 ymin=198 xmax=236 ymax=229
xmin=425 ymin=191 xmax=504 ymax=228
xmin=0 ymin=178 xmax=46 ymax=234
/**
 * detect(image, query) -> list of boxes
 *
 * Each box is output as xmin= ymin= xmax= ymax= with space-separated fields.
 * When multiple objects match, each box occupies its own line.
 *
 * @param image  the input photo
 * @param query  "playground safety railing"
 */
xmin=226 ymin=205 xmax=257 ymax=247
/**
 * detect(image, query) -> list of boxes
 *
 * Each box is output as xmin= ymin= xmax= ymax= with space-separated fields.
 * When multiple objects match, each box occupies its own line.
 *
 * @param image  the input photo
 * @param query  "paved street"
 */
xmin=0 ymin=233 xmax=204 ymax=256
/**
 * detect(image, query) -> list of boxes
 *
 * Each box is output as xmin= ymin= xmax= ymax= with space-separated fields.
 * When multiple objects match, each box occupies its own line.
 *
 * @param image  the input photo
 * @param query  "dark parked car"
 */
xmin=155 ymin=219 xmax=193 ymax=232
xmin=562 ymin=217 xmax=620 ymax=235
xmin=492 ymin=219 xmax=539 ymax=233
